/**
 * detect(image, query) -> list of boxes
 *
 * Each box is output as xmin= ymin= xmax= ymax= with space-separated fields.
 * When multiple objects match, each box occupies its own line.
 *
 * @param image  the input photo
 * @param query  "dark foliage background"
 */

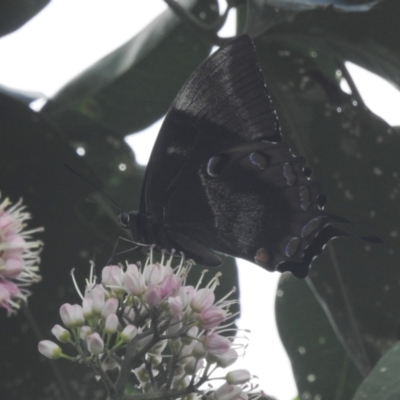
xmin=0 ymin=1 xmax=399 ymax=400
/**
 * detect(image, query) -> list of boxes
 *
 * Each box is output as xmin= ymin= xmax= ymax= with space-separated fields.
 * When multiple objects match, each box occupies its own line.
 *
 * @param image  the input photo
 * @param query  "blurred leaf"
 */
xmin=352 ymin=342 xmax=400 ymax=400
xmin=0 ymin=0 xmax=50 ymax=38
xmin=41 ymin=0 xmax=218 ymax=139
xmin=0 ymin=84 xmax=43 ymax=105
xmin=276 ymin=274 xmax=362 ymax=400
xmin=258 ymin=0 xmax=381 ymax=12
xmin=245 ymin=1 xmax=292 ymax=37
xmin=257 ymin=0 xmax=400 ymax=377
xmin=245 ymin=0 xmax=381 ymax=37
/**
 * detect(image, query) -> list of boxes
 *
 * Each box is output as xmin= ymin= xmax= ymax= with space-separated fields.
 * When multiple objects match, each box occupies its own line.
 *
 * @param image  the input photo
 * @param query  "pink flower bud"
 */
xmin=214 ymin=348 xmax=239 ymax=368
xmin=101 ymin=298 xmax=118 ymax=318
xmin=51 ymin=324 xmax=71 ymax=343
xmin=38 ymin=340 xmax=63 ymax=359
xmin=80 ymin=326 xmax=92 ymax=340
xmin=90 ymin=286 xmax=105 ymax=314
xmin=203 ymin=333 xmax=231 ymax=355
xmin=144 ymin=285 xmax=163 ymax=307
xmin=121 ymin=324 xmax=137 ymax=342
xmin=60 ymin=303 xmax=84 ymax=328
xmin=143 ymin=263 xmax=164 ymax=286
xmin=168 ymin=296 xmax=183 ymax=317
xmin=104 ymin=313 xmax=118 ymax=334
xmin=82 ymin=298 xmax=93 ymax=319
xmin=214 ymin=384 xmax=242 ymax=400
xmin=123 ymin=264 xmax=145 ymax=296
xmin=191 ymin=288 xmax=214 ymax=312
xmin=199 ymin=306 xmax=226 ymax=329
xmin=159 ymin=273 xmax=181 ymax=298
xmin=226 ymin=369 xmax=251 ymax=385
xmin=102 ymin=265 xmax=124 ymax=289
xmin=179 ymin=285 xmax=195 ymax=308
xmin=87 ymin=333 xmax=104 ymax=355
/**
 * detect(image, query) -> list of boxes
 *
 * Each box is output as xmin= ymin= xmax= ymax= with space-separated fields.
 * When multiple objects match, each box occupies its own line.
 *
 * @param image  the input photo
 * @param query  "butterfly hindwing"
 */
xmin=134 ymin=35 xmax=340 ymax=278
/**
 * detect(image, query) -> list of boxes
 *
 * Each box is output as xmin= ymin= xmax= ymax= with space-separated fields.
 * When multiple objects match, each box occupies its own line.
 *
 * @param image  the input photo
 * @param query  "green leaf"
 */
xmin=0 ymin=0 xmax=50 ymax=38
xmin=255 ymin=0 xmax=400 ymax=376
xmin=352 ymin=342 xmax=400 ymax=400
xmin=276 ymin=274 xmax=362 ymax=400
xmin=245 ymin=0 xmax=381 ymax=37
xmin=41 ymin=0 xmax=218 ymax=138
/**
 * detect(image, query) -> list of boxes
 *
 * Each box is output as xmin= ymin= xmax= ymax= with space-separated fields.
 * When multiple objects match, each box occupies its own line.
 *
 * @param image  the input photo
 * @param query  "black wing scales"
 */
xmin=138 ymin=35 xmax=341 ymax=278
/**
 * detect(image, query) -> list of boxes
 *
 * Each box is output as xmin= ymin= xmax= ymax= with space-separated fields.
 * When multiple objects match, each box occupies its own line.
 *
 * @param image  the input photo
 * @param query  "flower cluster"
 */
xmin=0 ymin=194 xmax=43 ymax=315
xmin=38 ymin=251 xmax=265 ymax=400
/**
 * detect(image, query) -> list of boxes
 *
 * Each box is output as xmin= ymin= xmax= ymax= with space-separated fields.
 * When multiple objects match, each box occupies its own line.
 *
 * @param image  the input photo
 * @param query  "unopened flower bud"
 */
xmin=226 ymin=369 xmax=251 ymax=385
xmin=168 ymin=296 xmax=183 ymax=317
xmin=51 ymin=324 xmax=71 ymax=343
xmin=203 ymin=333 xmax=231 ymax=355
xmin=214 ymin=348 xmax=239 ymax=368
xmin=90 ymin=286 xmax=105 ymax=314
xmin=143 ymin=263 xmax=164 ymax=286
xmin=80 ymin=326 xmax=92 ymax=340
xmin=101 ymin=297 xmax=118 ymax=318
xmin=191 ymin=288 xmax=214 ymax=312
xmin=199 ymin=306 xmax=226 ymax=330
xmin=214 ymin=383 xmax=242 ymax=400
xmin=60 ymin=303 xmax=84 ymax=328
xmin=192 ymin=341 xmax=207 ymax=359
xmin=104 ymin=313 xmax=118 ymax=334
xmin=38 ymin=340 xmax=63 ymax=359
xmin=102 ymin=265 xmax=124 ymax=290
xmin=121 ymin=324 xmax=137 ymax=342
xmin=82 ymin=298 xmax=93 ymax=319
xmin=144 ymin=285 xmax=163 ymax=307
xmin=123 ymin=264 xmax=145 ymax=296
xmin=87 ymin=333 xmax=104 ymax=355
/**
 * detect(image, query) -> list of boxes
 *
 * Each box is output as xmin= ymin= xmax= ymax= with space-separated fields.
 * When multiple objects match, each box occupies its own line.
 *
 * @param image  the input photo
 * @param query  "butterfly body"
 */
xmin=122 ymin=35 xmax=345 ymax=279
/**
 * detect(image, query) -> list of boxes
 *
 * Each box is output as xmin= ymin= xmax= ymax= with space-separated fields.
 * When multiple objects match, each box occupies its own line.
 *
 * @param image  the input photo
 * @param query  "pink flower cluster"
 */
xmin=0 ymin=195 xmax=43 ymax=315
xmin=38 ymin=253 xmax=262 ymax=400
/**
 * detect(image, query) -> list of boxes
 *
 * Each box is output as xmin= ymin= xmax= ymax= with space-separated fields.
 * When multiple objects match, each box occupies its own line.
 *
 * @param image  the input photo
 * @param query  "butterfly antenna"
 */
xmin=64 ymin=163 xmax=122 ymax=211
xmin=108 ymin=245 xmax=142 ymax=264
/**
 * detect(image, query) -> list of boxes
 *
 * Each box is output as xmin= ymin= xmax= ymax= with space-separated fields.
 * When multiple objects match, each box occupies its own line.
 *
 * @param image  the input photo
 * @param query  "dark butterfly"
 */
xmin=119 ymin=35 xmax=349 ymax=279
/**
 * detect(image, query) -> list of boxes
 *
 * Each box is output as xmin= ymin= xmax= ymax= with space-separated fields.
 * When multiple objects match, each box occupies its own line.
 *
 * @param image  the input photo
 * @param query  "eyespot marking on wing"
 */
xmin=255 ymin=247 xmax=271 ymax=269
xmin=301 ymin=217 xmax=325 ymax=238
xmin=283 ymin=162 xmax=297 ymax=186
xmin=299 ymin=185 xmax=312 ymax=211
xmin=207 ymin=156 xmax=223 ymax=177
xmin=284 ymin=237 xmax=301 ymax=257
xmin=249 ymin=152 xmax=269 ymax=169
